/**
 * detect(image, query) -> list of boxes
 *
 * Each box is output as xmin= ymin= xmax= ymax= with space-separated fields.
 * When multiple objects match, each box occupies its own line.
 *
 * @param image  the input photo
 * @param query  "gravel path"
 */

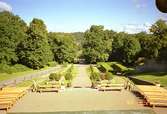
xmin=72 ymin=64 xmax=91 ymax=88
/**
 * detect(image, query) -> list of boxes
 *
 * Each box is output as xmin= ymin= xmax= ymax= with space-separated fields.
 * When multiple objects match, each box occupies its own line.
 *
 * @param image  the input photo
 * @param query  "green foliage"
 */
xmin=49 ymin=73 xmax=62 ymax=81
xmin=150 ymin=19 xmax=167 ymax=62
xmin=17 ymin=18 xmax=53 ymax=69
xmin=0 ymin=64 xmax=30 ymax=74
xmin=64 ymin=65 xmax=74 ymax=81
xmin=89 ymin=65 xmax=101 ymax=82
xmin=64 ymin=65 xmax=75 ymax=87
xmin=112 ymin=63 xmax=128 ymax=72
xmin=82 ymin=25 xmax=113 ymax=63
xmin=97 ymin=62 xmax=113 ymax=73
xmin=136 ymin=32 xmax=158 ymax=59
xmin=0 ymin=11 xmax=27 ymax=65
xmin=104 ymin=72 xmax=114 ymax=80
xmin=48 ymin=33 xmax=78 ymax=63
xmin=110 ymin=32 xmax=126 ymax=62
xmin=47 ymin=61 xmax=57 ymax=67
xmin=122 ymin=36 xmax=141 ymax=64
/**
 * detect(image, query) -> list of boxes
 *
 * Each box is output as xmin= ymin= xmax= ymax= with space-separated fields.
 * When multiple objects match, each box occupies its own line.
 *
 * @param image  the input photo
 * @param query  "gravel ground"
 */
xmin=8 ymin=89 xmax=150 ymax=113
xmin=72 ymin=64 xmax=91 ymax=88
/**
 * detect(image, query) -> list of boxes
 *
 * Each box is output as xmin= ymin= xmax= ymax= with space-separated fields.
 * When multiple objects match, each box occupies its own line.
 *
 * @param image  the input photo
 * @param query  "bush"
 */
xmin=47 ymin=61 xmax=57 ymax=67
xmin=64 ymin=70 xmax=73 ymax=81
xmin=97 ymin=62 xmax=113 ymax=73
xmin=49 ymin=73 xmax=62 ymax=81
xmin=64 ymin=65 xmax=74 ymax=87
xmin=89 ymin=65 xmax=101 ymax=82
xmin=112 ymin=63 xmax=128 ymax=72
xmin=105 ymin=72 xmax=114 ymax=80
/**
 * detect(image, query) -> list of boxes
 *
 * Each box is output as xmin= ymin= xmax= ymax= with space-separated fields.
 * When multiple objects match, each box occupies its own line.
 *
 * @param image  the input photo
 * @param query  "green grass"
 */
xmin=0 ymin=66 xmax=57 ymax=82
xmin=16 ymin=65 xmax=69 ymax=87
xmin=97 ymin=62 xmax=113 ymax=72
xmin=110 ymin=76 xmax=125 ymax=84
xmin=16 ymin=75 xmax=49 ymax=87
xmin=134 ymin=72 xmax=167 ymax=87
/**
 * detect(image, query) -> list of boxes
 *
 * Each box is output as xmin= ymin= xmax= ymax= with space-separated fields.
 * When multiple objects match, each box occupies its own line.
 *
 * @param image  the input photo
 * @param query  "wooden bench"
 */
xmin=0 ymin=101 xmax=13 ymax=110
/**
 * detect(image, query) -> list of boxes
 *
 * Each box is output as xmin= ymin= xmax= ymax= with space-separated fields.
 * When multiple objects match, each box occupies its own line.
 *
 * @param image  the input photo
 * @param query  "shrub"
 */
xmin=47 ymin=62 xmax=57 ymax=67
xmin=64 ymin=65 xmax=74 ymax=87
xmin=49 ymin=73 xmax=62 ymax=81
xmin=112 ymin=63 xmax=128 ymax=72
xmin=64 ymin=70 xmax=73 ymax=81
xmin=97 ymin=62 xmax=113 ymax=73
xmin=105 ymin=72 xmax=114 ymax=80
xmin=89 ymin=65 xmax=101 ymax=82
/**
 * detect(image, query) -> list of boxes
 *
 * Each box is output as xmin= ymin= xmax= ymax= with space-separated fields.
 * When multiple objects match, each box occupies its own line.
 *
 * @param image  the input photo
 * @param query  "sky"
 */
xmin=0 ymin=0 xmax=166 ymax=33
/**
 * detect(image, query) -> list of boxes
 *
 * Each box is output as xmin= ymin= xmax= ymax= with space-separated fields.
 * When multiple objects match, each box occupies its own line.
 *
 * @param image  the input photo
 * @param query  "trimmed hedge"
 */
xmin=97 ymin=62 xmax=113 ymax=73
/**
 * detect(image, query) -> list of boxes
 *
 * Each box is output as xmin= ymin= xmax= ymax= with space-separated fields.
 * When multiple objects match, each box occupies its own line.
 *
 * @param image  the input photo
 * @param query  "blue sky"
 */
xmin=0 ymin=0 xmax=166 ymax=33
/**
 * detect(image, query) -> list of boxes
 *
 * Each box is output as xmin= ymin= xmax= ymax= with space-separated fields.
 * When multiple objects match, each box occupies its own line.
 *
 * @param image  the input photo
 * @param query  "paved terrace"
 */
xmin=8 ymin=89 xmax=153 ymax=113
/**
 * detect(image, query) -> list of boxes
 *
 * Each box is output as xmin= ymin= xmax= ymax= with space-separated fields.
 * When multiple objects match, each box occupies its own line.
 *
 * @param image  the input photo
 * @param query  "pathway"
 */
xmin=72 ymin=64 xmax=91 ymax=88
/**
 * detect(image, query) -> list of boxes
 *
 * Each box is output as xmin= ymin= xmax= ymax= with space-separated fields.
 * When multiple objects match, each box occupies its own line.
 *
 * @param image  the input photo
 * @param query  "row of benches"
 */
xmin=137 ymin=85 xmax=167 ymax=107
xmin=0 ymin=87 xmax=28 ymax=111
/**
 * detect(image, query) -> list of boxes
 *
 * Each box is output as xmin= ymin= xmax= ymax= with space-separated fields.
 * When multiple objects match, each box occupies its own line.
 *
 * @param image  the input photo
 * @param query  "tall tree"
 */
xmin=82 ymin=25 xmax=112 ymax=63
xmin=122 ymin=36 xmax=141 ymax=64
xmin=0 ymin=11 xmax=27 ymax=65
xmin=136 ymin=32 xmax=158 ymax=59
xmin=110 ymin=32 xmax=127 ymax=62
xmin=48 ymin=33 xmax=78 ymax=63
xmin=17 ymin=18 xmax=53 ymax=69
xmin=150 ymin=19 xmax=167 ymax=61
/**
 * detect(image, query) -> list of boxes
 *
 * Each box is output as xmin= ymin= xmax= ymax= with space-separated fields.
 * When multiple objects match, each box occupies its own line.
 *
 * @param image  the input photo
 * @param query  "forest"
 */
xmin=0 ymin=11 xmax=167 ymax=72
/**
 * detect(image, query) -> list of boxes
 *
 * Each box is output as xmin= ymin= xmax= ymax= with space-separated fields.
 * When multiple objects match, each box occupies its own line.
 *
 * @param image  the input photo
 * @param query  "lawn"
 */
xmin=134 ymin=72 xmax=167 ymax=87
xmin=0 ymin=66 xmax=57 ymax=82
xmin=16 ymin=75 xmax=49 ymax=87
xmin=110 ymin=76 xmax=125 ymax=84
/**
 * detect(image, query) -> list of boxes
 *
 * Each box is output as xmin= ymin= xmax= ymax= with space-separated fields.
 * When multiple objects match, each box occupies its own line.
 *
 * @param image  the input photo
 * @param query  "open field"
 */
xmin=134 ymin=72 xmax=167 ymax=87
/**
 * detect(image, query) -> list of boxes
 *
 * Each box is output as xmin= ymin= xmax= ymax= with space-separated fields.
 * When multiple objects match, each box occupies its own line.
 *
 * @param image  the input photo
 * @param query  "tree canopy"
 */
xmin=0 ymin=11 xmax=167 ymax=70
xmin=17 ymin=18 xmax=53 ymax=69
xmin=0 ymin=11 xmax=27 ymax=65
xmin=82 ymin=25 xmax=113 ymax=63
xmin=48 ymin=32 xmax=78 ymax=63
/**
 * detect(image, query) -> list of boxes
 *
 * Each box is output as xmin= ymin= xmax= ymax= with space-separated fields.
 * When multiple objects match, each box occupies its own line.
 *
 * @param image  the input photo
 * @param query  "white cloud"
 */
xmin=0 ymin=1 xmax=12 ymax=12
xmin=132 ymin=0 xmax=147 ymax=9
xmin=123 ymin=23 xmax=151 ymax=34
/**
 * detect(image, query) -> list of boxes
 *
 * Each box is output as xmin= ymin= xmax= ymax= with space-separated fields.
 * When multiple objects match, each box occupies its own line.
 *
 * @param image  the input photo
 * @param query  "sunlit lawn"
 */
xmin=0 ymin=66 xmax=53 ymax=82
xmin=134 ymin=72 xmax=167 ymax=87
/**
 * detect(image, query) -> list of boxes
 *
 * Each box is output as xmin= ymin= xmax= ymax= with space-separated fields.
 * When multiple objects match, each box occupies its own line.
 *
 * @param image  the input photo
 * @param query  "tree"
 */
xmin=48 ymin=33 xmax=78 ymax=63
xmin=110 ymin=32 xmax=127 ymax=62
xmin=82 ymin=25 xmax=112 ymax=63
xmin=0 ymin=11 xmax=27 ymax=65
xmin=122 ymin=36 xmax=141 ymax=64
xmin=136 ymin=32 xmax=158 ymax=59
xmin=17 ymin=18 xmax=53 ymax=69
xmin=150 ymin=19 xmax=167 ymax=61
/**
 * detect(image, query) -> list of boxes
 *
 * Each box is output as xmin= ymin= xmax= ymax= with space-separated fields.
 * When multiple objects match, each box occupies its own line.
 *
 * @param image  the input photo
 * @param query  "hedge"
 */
xmin=97 ymin=62 xmax=113 ymax=73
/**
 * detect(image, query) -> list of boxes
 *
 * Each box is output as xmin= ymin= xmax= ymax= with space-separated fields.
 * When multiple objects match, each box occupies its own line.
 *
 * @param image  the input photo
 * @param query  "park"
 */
xmin=0 ymin=0 xmax=167 ymax=114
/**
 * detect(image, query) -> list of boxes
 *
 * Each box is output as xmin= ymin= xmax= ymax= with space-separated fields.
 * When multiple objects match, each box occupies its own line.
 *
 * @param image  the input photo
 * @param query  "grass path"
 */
xmin=72 ymin=64 xmax=91 ymax=88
